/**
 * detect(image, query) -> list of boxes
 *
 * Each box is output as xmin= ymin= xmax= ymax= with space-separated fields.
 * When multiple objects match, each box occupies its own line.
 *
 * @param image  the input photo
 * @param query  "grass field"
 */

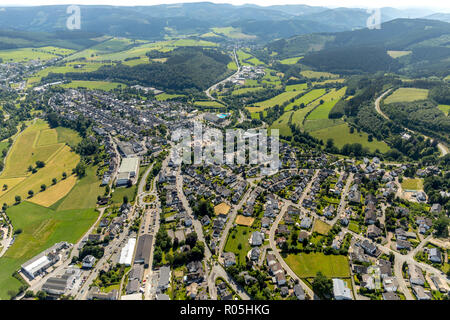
xmin=285 ymin=88 xmax=326 ymax=112
xmin=309 ymin=123 xmax=390 ymax=153
xmin=285 ymin=83 xmax=308 ymax=92
xmin=247 ymin=91 xmax=302 ymax=112
xmin=111 ymin=185 xmax=137 ymax=204
xmin=300 ymin=70 xmax=339 ymax=79
xmin=224 ymin=225 xmax=252 ymax=265
xmin=55 ymin=126 xmax=82 ymax=148
xmin=59 ymin=80 xmax=125 ymax=91
xmin=0 ymin=201 xmax=98 ymax=299
xmin=231 ymin=87 xmax=264 ymax=95
xmin=401 ymin=178 xmax=423 ymax=191
xmin=438 ymin=105 xmax=450 ymax=116
xmin=306 ymin=87 xmax=346 ymax=120
xmin=156 ymin=93 xmax=185 ymax=101
xmin=211 ymin=27 xmax=257 ymax=40
xmin=284 ymin=252 xmax=350 ymax=278
xmin=27 ymin=62 xmax=111 ymax=87
xmin=0 ymin=47 xmax=60 ymax=63
xmin=269 ymin=111 xmax=293 ymax=136
xmin=387 ymin=50 xmax=412 ymax=58
xmin=384 ymin=88 xmax=429 ymax=104
xmin=29 ymin=175 xmax=78 ymax=207
xmin=312 ymin=220 xmax=332 ymax=235
xmin=280 ymin=57 xmax=303 ymax=64
xmin=54 ymin=166 xmax=105 ymax=211
xmin=194 ymin=100 xmax=225 ymax=108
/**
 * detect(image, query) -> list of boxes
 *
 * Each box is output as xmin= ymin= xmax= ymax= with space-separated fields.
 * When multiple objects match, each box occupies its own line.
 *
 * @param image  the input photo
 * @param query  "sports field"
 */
xmin=284 ymin=252 xmax=350 ymax=278
xmin=384 ymin=88 xmax=429 ymax=104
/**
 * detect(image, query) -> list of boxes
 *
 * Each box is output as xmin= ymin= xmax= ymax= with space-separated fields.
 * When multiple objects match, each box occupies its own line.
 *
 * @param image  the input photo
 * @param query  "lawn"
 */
xmin=111 ymin=185 xmax=137 ymax=204
xmin=384 ymin=88 xmax=429 ymax=104
xmin=284 ymin=252 xmax=350 ymax=278
xmin=348 ymin=220 xmax=360 ymax=233
xmin=309 ymin=123 xmax=390 ymax=153
xmin=401 ymin=178 xmax=423 ymax=191
xmin=59 ymin=80 xmax=126 ymax=91
xmin=0 ymin=201 xmax=98 ymax=299
xmin=438 ymin=105 xmax=450 ymax=116
xmin=224 ymin=225 xmax=252 ymax=265
xmin=312 ymin=220 xmax=332 ymax=235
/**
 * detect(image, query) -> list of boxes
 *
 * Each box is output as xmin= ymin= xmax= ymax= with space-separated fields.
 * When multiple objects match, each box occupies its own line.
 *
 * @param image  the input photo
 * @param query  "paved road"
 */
xmin=374 ymin=89 xmax=448 ymax=157
xmin=205 ymin=48 xmax=240 ymax=101
xmin=268 ymin=170 xmax=320 ymax=300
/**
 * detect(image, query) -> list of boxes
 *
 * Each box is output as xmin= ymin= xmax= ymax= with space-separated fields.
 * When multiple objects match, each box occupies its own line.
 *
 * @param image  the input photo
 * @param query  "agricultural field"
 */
xmin=231 ymin=87 xmax=264 ymax=95
xmin=285 ymin=88 xmax=326 ymax=112
xmin=300 ymin=70 xmax=339 ymax=79
xmin=384 ymin=88 xmax=429 ymax=104
xmin=29 ymin=175 xmax=78 ymax=207
xmin=27 ymin=61 xmax=112 ymax=86
xmin=438 ymin=105 xmax=450 ymax=116
xmin=401 ymin=178 xmax=424 ymax=191
xmin=247 ymin=91 xmax=301 ymax=112
xmin=59 ymin=80 xmax=126 ymax=91
xmin=227 ymin=61 xmax=238 ymax=71
xmin=285 ymin=83 xmax=308 ymax=92
xmin=387 ymin=50 xmax=412 ymax=58
xmin=280 ymin=57 xmax=303 ymax=64
xmin=306 ymin=87 xmax=346 ymax=120
xmin=308 ymin=123 xmax=390 ymax=153
xmin=155 ymin=93 xmax=185 ymax=101
xmin=284 ymin=252 xmax=350 ymax=278
xmin=211 ymin=27 xmax=257 ymax=40
xmin=194 ymin=100 xmax=225 ymax=108
xmin=269 ymin=111 xmax=293 ymax=136
xmin=0 ymin=47 xmax=60 ymax=63
xmin=0 ymin=201 xmax=98 ymax=299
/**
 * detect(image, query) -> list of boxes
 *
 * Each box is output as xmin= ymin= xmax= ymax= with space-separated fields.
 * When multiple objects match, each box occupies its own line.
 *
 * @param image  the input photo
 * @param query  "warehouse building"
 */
xmin=116 ymin=157 xmax=139 ymax=187
xmin=119 ymin=237 xmax=136 ymax=266
xmin=21 ymin=242 xmax=69 ymax=280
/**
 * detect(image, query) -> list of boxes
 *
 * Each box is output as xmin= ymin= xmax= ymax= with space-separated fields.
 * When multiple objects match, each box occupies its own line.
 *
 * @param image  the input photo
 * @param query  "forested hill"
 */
xmin=42 ymin=47 xmax=231 ymax=93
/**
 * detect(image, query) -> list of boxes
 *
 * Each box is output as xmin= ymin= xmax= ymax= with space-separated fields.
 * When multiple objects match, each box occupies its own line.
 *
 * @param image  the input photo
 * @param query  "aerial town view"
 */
xmin=0 ymin=0 xmax=448 ymax=311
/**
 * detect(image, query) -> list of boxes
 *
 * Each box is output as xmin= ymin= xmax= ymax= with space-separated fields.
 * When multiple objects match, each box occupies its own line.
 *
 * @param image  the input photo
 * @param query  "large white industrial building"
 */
xmin=119 ymin=237 xmax=136 ymax=266
xmin=116 ymin=157 xmax=139 ymax=187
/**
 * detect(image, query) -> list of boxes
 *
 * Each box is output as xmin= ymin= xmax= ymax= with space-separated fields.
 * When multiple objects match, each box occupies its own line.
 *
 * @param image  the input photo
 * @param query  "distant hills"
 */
xmin=0 ymin=2 xmax=447 ymax=42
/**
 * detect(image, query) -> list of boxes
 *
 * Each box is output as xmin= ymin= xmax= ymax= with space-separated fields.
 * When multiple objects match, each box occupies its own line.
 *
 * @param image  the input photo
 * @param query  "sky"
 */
xmin=0 ymin=0 xmax=449 ymax=11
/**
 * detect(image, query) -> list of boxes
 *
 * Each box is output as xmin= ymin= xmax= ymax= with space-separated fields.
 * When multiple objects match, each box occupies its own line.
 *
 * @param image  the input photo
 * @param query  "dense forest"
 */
xmin=42 ymin=47 xmax=231 ymax=93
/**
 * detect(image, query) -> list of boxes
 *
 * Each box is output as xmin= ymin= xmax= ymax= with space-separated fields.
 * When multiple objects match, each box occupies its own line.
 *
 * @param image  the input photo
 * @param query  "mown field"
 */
xmin=312 ymin=220 xmax=332 ymax=235
xmin=387 ymin=50 xmax=412 ymax=58
xmin=247 ymin=91 xmax=303 ymax=113
xmin=284 ymin=252 xmax=350 ymax=278
xmin=401 ymin=178 xmax=424 ymax=191
xmin=300 ymin=70 xmax=339 ymax=79
xmin=280 ymin=57 xmax=303 ymax=65
xmin=309 ymin=123 xmax=390 ymax=153
xmin=59 ymin=80 xmax=126 ymax=91
xmin=0 ymin=47 xmax=60 ymax=63
xmin=384 ymin=88 xmax=429 ymax=104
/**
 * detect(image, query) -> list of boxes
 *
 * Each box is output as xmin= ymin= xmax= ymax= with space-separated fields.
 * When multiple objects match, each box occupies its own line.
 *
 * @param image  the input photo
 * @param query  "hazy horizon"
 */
xmin=0 ymin=0 xmax=449 ymax=12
